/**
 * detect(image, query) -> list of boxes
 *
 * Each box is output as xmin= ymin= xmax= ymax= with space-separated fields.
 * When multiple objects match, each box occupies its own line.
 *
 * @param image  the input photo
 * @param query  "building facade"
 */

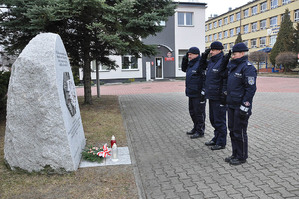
xmin=205 ymin=0 xmax=299 ymax=56
xmin=79 ymin=2 xmax=206 ymax=83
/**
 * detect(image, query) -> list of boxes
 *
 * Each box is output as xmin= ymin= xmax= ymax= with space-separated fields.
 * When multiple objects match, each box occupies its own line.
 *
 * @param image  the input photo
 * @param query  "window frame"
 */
xmin=251 ymin=22 xmax=257 ymax=32
xmin=244 ymin=9 xmax=249 ymax=18
xmin=121 ymin=55 xmax=138 ymax=70
xmin=260 ymin=37 xmax=266 ymax=47
xmin=230 ymin=14 xmax=234 ymax=23
xmin=270 ymin=35 xmax=277 ymax=46
xmin=178 ymin=12 xmax=193 ymax=26
xmin=271 ymin=0 xmax=278 ymax=9
xmin=252 ymin=5 xmax=258 ymax=16
xmin=243 ymin=24 xmax=249 ymax=34
xmin=230 ymin=28 xmax=234 ymax=37
xmin=251 ymin=39 xmax=257 ymax=48
xmin=295 ymin=10 xmax=299 ymax=22
xmin=270 ymin=16 xmax=278 ymax=27
xmin=261 ymin=1 xmax=267 ymax=12
xmin=260 ymin=19 xmax=267 ymax=29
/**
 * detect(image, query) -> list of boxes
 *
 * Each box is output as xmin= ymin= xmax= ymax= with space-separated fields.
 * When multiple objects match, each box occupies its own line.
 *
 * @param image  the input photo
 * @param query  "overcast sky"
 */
xmin=201 ymin=0 xmax=251 ymax=19
xmin=176 ymin=0 xmax=251 ymax=20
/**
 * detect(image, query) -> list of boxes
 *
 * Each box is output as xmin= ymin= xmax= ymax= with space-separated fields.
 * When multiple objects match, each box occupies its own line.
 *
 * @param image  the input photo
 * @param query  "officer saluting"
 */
xmin=181 ymin=47 xmax=206 ymax=139
xmin=225 ymin=43 xmax=257 ymax=165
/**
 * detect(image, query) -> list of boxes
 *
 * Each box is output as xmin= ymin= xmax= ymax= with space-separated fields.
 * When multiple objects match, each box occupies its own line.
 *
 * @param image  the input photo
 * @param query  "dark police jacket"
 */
xmin=205 ymin=52 xmax=226 ymax=100
xmin=184 ymin=56 xmax=205 ymax=98
xmin=227 ymin=56 xmax=257 ymax=112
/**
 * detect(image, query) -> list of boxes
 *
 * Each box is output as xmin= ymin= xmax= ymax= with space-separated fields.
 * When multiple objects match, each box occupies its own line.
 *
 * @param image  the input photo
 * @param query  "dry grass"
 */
xmin=0 ymin=96 xmax=138 ymax=199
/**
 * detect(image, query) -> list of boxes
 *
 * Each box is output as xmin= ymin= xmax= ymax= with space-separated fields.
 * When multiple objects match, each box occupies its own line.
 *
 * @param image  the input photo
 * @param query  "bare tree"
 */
xmin=275 ymin=51 xmax=297 ymax=73
xmin=249 ymin=51 xmax=267 ymax=73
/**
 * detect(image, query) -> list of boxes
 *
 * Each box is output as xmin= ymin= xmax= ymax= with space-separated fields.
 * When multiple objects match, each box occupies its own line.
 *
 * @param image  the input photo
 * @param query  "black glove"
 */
xmin=220 ymin=91 xmax=227 ymax=106
xmin=181 ymin=52 xmax=189 ymax=72
xmin=219 ymin=50 xmax=231 ymax=78
xmin=239 ymin=104 xmax=249 ymax=119
xmin=200 ymin=90 xmax=205 ymax=103
xmin=202 ymin=49 xmax=210 ymax=61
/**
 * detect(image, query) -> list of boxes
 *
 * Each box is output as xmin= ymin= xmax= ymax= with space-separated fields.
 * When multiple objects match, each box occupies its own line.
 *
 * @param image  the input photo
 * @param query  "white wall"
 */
xmin=79 ymin=55 xmax=143 ymax=81
xmin=175 ymin=5 xmax=206 ymax=77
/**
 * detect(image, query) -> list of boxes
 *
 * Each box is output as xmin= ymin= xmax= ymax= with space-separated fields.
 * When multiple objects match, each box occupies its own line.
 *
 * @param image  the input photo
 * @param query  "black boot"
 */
xmin=190 ymin=132 xmax=204 ymax=139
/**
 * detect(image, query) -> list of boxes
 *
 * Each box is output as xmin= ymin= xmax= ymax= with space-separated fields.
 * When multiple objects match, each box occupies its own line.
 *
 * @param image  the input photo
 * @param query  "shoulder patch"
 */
xmin=248 ymin=76 xmax=255 ymax=85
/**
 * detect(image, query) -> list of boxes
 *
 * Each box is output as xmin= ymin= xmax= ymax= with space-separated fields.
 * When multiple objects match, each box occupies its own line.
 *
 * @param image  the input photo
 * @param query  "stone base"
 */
xmin=79 ymin=147 xmax=131 ymax=168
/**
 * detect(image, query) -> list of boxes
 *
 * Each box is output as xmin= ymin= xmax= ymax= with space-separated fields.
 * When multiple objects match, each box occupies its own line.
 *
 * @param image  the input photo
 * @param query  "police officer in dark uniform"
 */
xmin=181 ymin=47 xmax=206 ymax=139
xmin=224 ymin=43 xmax=257 ymax=165
xmin=203 ymin=41 xmax=231 ymax=150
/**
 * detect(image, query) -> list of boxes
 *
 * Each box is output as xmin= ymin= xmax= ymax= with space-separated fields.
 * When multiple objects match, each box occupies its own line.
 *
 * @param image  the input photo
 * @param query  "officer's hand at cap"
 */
xmin=205 ymin=48 xmax=211 ymax=54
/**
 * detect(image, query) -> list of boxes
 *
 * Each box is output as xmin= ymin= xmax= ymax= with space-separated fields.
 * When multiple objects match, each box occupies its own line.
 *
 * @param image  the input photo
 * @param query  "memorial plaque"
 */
xmin=4 ymin=33 xmax=86 ymax=172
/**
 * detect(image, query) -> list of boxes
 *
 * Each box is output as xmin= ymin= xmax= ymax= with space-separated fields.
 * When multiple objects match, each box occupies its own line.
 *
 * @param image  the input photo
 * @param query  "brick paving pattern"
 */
xmin=77 ymin=76 xmax=299 ymax=198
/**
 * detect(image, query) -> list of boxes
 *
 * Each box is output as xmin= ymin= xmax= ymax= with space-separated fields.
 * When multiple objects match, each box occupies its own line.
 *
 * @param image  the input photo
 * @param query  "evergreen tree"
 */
xmin=0 ymin=0 xmax=175 ymax=104
xmin=292 ymin=23 xmax=299 ymax=53
xmin=270 ymin=9 xmax=295 ymax=66
xmin=235 ymin=32 xmax=243 ymax=44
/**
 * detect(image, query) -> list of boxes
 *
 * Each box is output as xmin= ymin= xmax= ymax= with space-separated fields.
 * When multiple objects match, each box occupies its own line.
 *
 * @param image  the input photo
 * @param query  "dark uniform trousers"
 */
xmin=228 ymin=107 xmax=249 ymax=160
xmin=209 ymin=99 xmax=227 ymax=146
xmin=189 ymin=97 xmax=206 ymax=134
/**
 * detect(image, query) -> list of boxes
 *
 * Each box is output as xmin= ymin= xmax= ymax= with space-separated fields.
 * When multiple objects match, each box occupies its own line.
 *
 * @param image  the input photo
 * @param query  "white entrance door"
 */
xmin=155 ymin=57 xmax=163 ymax=79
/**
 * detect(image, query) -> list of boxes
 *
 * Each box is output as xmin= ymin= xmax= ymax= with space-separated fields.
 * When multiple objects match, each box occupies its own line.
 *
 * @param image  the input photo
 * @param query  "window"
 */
xmin=218 ymin=19 xmax=222 ymax=27
xmin=214 ymin=33 xmax=217 ymax=40
xmin=223 ymin=44 xmax=227 ymax=50
xmin=260 ymin=37 xmax=266 ymax=47
xmin=224 ymin=17 xmax=228 ymax=25
xmin=270 ymin=16 xmax=277 ymax=27
xmin=271 ymin=0 xmax=278 ymax=9
xmin=236 ymin=27 xmax=241 ymax=34
xmin=270 ymin=35 xmax=277 ymax=46
xmin=218 ymin=32 xmax=222 ymax=40
xmin=243 ymin=24 xmax=249 ymax=34
xmin=92 ymin=61 xmax=109 ymax=71
xmin=244 ymin=9 xmax=249 ymax=18
xmin=122 ymin=56 xmax=138 ymax=69
xmin=224 ymin=30 xmax=228 ymax=38
xmin=214 ymin=21 xmax=217 ymax=28
xmin=243 ymin=40 xmax=248 ymax=47
xmin=252 ymin=6 xmax=258 ymax=15
xmin=260 ymin=19 xmax=267 ymax=29
xmin=236 ymin=12 xmax=241 ymax=21
xmin=205 ymin=36 xmax=208 ymax=42
xmin=205 ymin=25 xmax=208 ymax=31
xmin=178 ymin=12 xmax=193 ymax=26
xmin=209 ymin=35 xmax=212 ymax=41
xmin=209 ymin=23 xmax=212 ymax=29
xmin=295 ymin=10 xmax=299 ymax=22
xmin=261 ymin=2 xmax=267 ymax=12
xmin=251 ymin=39 xmax=257 ymax=48
xmin=230 ymin=29 xmax=234 ymax=37
xmin=251 ymin=22 xmax=257 ymax=32
xmin=230 ymin=14 xmax=234 ymax=23
xmin=179 ymin=50 xmax=188 ymax=69
xmin=282 ymin=0 xmax=291 ymax=5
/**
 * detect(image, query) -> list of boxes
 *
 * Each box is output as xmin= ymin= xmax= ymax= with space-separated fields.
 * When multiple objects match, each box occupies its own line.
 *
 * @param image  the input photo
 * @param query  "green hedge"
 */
xmin=0 ymin=71 xmax=11 ymax=120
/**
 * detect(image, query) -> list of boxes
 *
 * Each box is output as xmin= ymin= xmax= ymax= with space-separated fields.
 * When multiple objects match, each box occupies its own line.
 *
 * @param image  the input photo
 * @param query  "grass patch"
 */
xmin=0 ymin=96 xmax=138 ymax=199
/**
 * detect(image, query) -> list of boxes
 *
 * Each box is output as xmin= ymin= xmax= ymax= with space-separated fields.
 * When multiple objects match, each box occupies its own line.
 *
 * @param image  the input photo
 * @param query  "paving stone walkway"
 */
xmin=119 ymin=91 xmax=299 ymax=199
xmin=77 ymin=76 xmax=299 ymax=198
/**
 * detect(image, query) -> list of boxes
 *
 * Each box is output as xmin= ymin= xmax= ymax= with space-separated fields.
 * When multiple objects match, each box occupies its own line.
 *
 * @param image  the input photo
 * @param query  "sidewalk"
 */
xmin=77 ymin=76 xmax=299 ymax=198
xmin=76 ymin=76 xmax=299 ymax=96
